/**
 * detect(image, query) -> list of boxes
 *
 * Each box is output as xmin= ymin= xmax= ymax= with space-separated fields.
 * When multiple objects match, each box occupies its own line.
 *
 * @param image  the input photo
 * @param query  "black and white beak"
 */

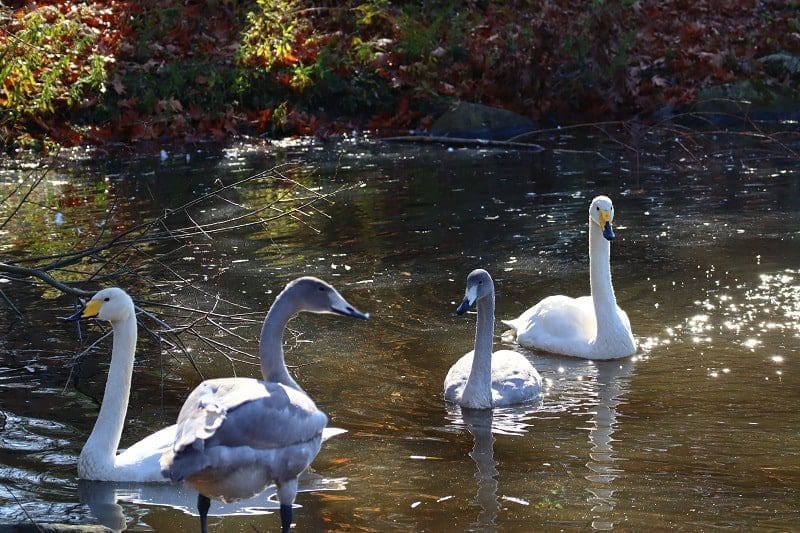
xmin=456 ymin=286 xmax=477 ymax=315
xmin=329 ymin=293 xmax=369 ymax=320
xmin=599 ymin=209 xmax=615 ymax=241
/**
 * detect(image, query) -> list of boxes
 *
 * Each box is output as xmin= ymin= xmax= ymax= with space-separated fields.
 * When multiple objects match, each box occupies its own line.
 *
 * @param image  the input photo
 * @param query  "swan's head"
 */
xmin=63 ymin=287 xmax=135 ymax=323
xmin=284 ymin=276 xmax=369 ymax=320
xmin=456 ymin=269 xmax=494 ymax=315
xmin=589 ymin=195 xmax=615 ymax=241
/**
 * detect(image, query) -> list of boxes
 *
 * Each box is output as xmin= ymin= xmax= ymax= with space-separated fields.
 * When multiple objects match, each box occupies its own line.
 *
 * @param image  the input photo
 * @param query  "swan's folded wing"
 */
xmin=168 ymin=378 xmax=257 ymax=455
xmin=161 ymin=377 xmax=328 ymax=481
xmin=205 ymin=388 xmax=327 ymax=450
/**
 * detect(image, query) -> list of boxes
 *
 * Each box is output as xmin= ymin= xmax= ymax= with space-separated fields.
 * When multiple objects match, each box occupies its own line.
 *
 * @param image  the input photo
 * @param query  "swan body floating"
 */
xmin=160 ymin=277 xmax=368 ymax=533
xmin=503 ymin=195 xmax=636 ymax=360
xmin=445 ymin=269 xmax=542 ymax=409
xmin=65 ymin=288 xmax=176 ymax=482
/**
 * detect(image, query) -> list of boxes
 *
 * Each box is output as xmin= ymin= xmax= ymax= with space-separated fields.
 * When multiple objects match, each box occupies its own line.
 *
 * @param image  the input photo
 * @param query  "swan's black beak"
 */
xmin=62 ymin=307 xmax=85 ymax=322
xmin=331 ymin=304 xmax=369 ymax=320
xmin=456 ymin=296 xmax=473 ymax=315
xmin=603 ymin=221 xmax=615 ymax=241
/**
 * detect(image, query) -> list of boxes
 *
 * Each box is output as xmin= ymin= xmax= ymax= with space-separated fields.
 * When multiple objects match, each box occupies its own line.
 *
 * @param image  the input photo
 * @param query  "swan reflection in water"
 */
xmin=78 ymin=472 xmax=347 ymax=532
xmin=445 ymin=402 xmax=541 ymax=530
xmin=584 ymin=358 xmax=635 ymax=529
xmin=538 ymin=354 xmax=636 ymax=530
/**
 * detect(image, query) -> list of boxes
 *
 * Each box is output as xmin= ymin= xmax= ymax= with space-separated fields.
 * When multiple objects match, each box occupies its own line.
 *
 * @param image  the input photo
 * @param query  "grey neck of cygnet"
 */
xmin=258 ymin=289 xmax=303 ymax=392
xmin=463 ymin=288 xmax=495 ymax=406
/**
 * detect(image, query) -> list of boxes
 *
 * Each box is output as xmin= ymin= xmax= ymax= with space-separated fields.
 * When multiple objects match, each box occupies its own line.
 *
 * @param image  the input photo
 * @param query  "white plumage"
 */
xmin=503 ymin=196 xmax=636 ymax=360
xmin=64 ymin=287 xmax=175 ymax=482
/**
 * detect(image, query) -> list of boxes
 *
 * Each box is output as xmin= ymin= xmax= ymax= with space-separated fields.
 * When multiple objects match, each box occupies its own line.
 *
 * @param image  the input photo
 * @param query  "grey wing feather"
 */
xmin=206 ymin=391 xmax=327 ymax=450
xmin=160 ymin=377 xmax=327 ymax=481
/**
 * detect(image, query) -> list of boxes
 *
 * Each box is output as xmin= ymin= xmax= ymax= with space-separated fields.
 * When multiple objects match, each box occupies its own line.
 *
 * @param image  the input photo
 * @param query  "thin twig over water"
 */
xmin=0 ymin=161 xmax=352 ymax=383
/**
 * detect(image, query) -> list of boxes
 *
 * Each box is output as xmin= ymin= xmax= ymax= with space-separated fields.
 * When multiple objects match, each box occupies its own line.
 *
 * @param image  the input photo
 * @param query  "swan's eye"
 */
xmin=478 ymin=281 xmax=483 ymax=284
xmin=596 ymin=206 xmax=600 ymax=211
xmin=104 ymin=297 xmax=110 ymax=302
xmin=318 ymin=286 xmax=325 ymax=292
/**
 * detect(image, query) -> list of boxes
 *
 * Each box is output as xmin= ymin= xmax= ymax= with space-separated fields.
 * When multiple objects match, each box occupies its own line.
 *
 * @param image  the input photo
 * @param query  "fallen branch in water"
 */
xmin=379 ymin=135 xmax=545 ymax=152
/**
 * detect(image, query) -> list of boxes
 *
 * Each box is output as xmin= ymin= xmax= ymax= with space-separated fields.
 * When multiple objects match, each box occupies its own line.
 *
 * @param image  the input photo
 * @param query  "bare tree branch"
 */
xmin=0 ymin=262 xmax=94 ymax=297
xmin=0 ymin=161 xmax=347 ymax=387
xmin=0 ymin=167 xmax=49 ymax=231
xmin=0 ymin=288 xmax=22 ymax=317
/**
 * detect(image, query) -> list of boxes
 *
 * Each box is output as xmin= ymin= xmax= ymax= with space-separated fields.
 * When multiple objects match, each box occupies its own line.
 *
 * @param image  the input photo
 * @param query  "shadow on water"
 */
xmin=77 ymin=472 xmax=347 ymax=532
xmin=439 ymin=355 xmax=636 ymax=532
xmin=0 ymin=402 xmax=347 ymax=530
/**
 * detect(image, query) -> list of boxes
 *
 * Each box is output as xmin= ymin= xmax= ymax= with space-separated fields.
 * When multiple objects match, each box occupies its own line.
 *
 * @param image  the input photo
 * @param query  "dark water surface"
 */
xmin=1 ymin=134 xmax=798 ymax=531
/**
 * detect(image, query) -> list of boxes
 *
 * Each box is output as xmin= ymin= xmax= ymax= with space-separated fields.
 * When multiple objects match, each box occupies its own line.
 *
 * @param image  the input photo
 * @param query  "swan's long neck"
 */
xmin=462 ymin=291 xmax=495 ymax=408
xmin=80 ymin=314 xmax=137 ymax=468
xmin=589 ymin=219 xmax=622 ymax=340
xmin=258 ymin=291 xmax=302 ymax=392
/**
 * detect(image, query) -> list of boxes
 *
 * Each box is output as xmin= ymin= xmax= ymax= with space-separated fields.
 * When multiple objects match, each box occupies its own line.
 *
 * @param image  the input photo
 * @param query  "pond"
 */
xmin=1 ymin=131 xmax=799 ymax=531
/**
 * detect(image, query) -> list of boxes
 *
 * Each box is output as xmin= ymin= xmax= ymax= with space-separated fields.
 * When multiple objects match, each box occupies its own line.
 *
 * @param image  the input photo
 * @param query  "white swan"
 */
xmin=503 ymin=195 xmax=636 ymax=360
xmin=65 ymin=288 xmax=177 ymax=482
xmin=445 ymin=269 xmax=542 ymax=409
xmin=159 ymin=277 xmax=368 ymax=533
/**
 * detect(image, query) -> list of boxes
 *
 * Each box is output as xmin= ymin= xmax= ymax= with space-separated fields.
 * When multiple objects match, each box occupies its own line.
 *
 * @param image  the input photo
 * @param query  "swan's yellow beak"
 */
xmin=81 ymin=299 xmax=103 ymax=318
xmin=598 ymin=209 xmax=615 ymax=241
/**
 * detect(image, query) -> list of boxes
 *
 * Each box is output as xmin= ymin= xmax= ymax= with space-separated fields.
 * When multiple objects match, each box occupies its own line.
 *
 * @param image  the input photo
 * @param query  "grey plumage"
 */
xmin=160 ymin=378 xmax=327 ymax=496
xmin=158 ymin=276 xmax=368 ymax=532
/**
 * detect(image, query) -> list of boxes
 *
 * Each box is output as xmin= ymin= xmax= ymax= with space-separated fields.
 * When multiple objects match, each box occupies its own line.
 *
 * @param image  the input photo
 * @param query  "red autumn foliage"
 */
xmin=1 ymin=0 xmax=798 ymax=147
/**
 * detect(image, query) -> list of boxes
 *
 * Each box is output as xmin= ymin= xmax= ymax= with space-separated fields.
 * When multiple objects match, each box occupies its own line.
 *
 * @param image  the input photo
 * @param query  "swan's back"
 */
xmin=506 ymin=296 xmax=594 ymax=336
xmin=444 ymin=352 xmax=474 ymax=402
xmin=505 ymin=295 xmax=596 ymax=349
xmin=108 ymin=425 xmax=178 ymax=481
xmin=489 ymin=350 xmax=542 ymax=405
xmin=160 ymin=377 xmax=327 ymax=499
xmin=444 ymin=350 xmax=542 ymax=407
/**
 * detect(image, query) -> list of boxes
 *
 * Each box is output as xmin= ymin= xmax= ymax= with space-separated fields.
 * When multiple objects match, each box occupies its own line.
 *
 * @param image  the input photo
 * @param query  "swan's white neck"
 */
xmin=79 ymin=314 xmax=137 ymax=471
xmin=462 ymin=292 xmax=495 ymax=409
xmin=588 ymin=219 xmax=626 ymax=344
xmin=258 ymin=290 xmax=302 ymax=392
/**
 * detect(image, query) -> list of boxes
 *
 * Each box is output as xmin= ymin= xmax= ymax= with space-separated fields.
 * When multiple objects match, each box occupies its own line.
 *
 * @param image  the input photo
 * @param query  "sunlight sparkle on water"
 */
xmin=743 ymin=338 xmax=761 ymax=349
xmin=687 ymin=314 xmax=711 ymax=333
